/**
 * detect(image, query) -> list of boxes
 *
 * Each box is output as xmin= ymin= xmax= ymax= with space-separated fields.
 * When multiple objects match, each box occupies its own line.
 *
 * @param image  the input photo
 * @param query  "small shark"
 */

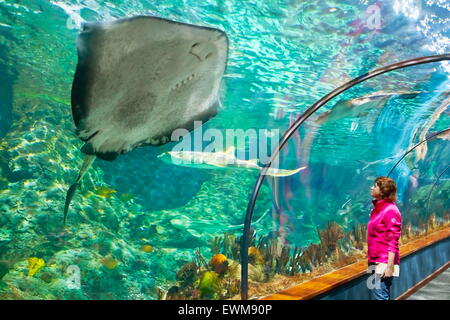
xmin=157 ymin=146 xmax=306 ymax=177
xmin=315 ymin=90 xmax=421 ymax=125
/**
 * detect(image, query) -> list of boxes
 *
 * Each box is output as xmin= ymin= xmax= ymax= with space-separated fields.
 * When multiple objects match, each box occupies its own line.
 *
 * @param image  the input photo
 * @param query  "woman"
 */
xmin=367 ymin=176 xmax=402 ymax=300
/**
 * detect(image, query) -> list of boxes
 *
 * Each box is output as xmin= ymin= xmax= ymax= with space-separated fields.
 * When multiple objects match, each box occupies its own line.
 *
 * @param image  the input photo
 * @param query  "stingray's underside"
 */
xmin=71 ymin=16 xmax=229 ymax=160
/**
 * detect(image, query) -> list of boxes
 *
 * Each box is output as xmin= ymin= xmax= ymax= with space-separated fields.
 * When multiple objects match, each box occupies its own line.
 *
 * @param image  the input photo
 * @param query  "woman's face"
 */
xmin=371 ymin=183 xmax=382 ymax=200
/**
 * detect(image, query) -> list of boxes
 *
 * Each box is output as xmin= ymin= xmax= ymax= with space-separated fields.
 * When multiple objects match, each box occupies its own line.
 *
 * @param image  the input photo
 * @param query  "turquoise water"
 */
xmin=0 ymin=0 xmax=449 ymax=299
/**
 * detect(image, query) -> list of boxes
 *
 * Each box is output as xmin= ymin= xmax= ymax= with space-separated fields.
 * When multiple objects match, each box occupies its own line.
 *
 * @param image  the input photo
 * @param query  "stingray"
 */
xmin=64 ymin=16 xmax=229 ymax=225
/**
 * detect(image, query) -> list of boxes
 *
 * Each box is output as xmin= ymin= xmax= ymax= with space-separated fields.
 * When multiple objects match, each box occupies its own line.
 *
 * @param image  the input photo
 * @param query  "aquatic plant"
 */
xmin=248 ymin=247 xmax=264 ymax=266
xmin=0 ymin=1 xmax=449 ymax=302
xmin=194 ymin=249 xmax=209 ymax=270
xmin=210 ymin=233 xmax=242 ymax=261
xmin=0 ymin=262 xmax=8 ymax=280
xmin=319 ymin=221 xmax=344 ymax=253
xmin=198 ymin=271 xmax=220 ymax=299
xmin=168 ymin=206 xmax=450 ymax=300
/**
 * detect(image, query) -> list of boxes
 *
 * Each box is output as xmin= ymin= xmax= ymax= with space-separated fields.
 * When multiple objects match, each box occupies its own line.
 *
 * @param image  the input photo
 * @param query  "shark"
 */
xmin=157 ymin=146 xmax=307 ymax=177
xmin=64 ymin=16 xmax=229 ymax=225
xmin=315 ymin=90 xmax=421 ymax=125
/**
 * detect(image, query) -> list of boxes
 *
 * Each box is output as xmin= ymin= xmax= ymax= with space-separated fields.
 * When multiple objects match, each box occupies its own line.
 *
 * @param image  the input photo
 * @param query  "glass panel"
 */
xmin=0 ymin=0 xmax=448 ymax=300
xmin=246 ymin=78 xmax=449 ymax=298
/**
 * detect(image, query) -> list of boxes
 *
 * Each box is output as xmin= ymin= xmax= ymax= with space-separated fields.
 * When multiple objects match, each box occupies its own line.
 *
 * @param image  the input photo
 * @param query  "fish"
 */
xmin=157 ymin=146 xmax=306 ymax=177
xmin=93 ymin=186 xmax=117 ymax=198
xmin=64 ymin=16 xmax=229 ymax=225
xmin=140 ymin=245 xmax=154 ymax=253
xmin=315 ymin=90 xmax=421 ymax=125
xmin=356 ymin=152 xmax=403 ymax=170
xmin=101 ymin=256 xmax=119 ymax=270
xmin=415 ymin=95 xmax=450 ymax=161
xmin=435 ymin=130 xmax=450 ymax=140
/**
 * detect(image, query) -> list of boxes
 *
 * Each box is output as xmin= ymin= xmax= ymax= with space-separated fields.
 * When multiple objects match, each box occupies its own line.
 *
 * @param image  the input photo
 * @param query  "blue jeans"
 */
xmin=372 ymin=275 xmax=393 ymax=300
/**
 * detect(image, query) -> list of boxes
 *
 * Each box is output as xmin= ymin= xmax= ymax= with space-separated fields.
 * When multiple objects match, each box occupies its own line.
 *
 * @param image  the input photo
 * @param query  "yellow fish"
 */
xmin=93 ymin=186 xmax=117 ymax=198
xmin=101 ymin=256 xmax=118 ymax=269
xmin=27 ymin=257 xmax=45 ymax=277
xmin=140 ymin=245 xmax=154 ymax=253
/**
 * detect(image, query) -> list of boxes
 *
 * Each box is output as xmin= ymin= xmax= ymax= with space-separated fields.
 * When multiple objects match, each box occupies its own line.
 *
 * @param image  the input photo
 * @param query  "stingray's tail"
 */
xmin=263 ymin=166 xmax=307 ymax=177
xmin=63 ymin=155 xmax=96 ymax=226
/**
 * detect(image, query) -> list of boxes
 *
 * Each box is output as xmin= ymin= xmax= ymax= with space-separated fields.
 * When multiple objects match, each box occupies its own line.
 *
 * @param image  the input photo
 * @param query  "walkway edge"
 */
xmin=395 ymin=261 xmax=450 ymax=300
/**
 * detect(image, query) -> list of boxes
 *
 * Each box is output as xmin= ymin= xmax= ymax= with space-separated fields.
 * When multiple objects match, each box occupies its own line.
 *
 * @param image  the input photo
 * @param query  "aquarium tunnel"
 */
xmin=0 ymin=0 xmax=449 ymax=300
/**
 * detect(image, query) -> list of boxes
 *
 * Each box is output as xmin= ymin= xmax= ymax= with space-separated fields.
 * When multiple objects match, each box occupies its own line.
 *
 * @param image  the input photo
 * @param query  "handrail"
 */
xmin=240 ymin=54 xmax=450 ymax=300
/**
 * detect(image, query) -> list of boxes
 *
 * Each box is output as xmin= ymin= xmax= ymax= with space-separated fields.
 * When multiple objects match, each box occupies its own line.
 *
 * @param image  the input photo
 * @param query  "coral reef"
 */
xmin=0 ymin=80 xmax=447 ymax=302
xmin=166 ymin=206 xmax=449 ymax=300
xmin=0 ymin=93 xmax=274 ymax=300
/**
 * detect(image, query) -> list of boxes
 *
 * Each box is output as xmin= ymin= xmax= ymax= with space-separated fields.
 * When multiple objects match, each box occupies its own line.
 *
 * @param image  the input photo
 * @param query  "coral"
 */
xmin=0 ymin=75 xmax=447 ymax=301
xmin=209 ymin=253 xmax=227 ymax=268
xmin=198 ymin=271 xmax=220 ymax=299
xmin=248 ymin=247 xmax=264 ymax=266
xmin=210 ymin=233 xmax=241 ymax=261
xmin=194 ymin=249 xmax=209 ymax=270
xmin=176 ymin=262 xmax=199 ymax=287
xmin=27 ymin=258 xmax=45 ymax=277
xmin=319 ymin=221 xmax=344 ymax=253
xmin=166 ymin=286 xmax=181 ymax=300
xmin=209 ymin=254 xmax=228 ymax=274
xmin=248 ymin=264 xmax=265 ymax=282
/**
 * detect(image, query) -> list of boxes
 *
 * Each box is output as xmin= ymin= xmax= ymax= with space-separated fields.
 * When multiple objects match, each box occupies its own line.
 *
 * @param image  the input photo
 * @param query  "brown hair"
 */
xmin=374 ymin=176 xmax=397 ymax=202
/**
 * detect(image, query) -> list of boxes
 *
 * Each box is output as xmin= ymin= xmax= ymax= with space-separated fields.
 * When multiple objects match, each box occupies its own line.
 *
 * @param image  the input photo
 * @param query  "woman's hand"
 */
xmin=382 ymin=251 xmax=396 ymax=278
xmin=382 ymin=265 xmax=394 ymax=278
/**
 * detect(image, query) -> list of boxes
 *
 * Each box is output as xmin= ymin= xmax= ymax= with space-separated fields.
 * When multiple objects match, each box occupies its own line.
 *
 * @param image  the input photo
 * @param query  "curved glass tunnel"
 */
xmin=246 ymin=70 xmax=450 ymax=299
xmin=0 ymin=0 xmax=448 ymax=300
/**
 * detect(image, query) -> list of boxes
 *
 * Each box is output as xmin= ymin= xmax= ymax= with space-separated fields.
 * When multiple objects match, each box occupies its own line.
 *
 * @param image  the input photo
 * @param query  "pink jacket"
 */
xmin=367 ymin=199 xmax=402 ymax=265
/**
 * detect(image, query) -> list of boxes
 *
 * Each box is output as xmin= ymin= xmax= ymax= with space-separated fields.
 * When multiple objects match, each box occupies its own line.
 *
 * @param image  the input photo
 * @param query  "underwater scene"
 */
xmin=0 ymin=0 xmax=449 ymax=300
